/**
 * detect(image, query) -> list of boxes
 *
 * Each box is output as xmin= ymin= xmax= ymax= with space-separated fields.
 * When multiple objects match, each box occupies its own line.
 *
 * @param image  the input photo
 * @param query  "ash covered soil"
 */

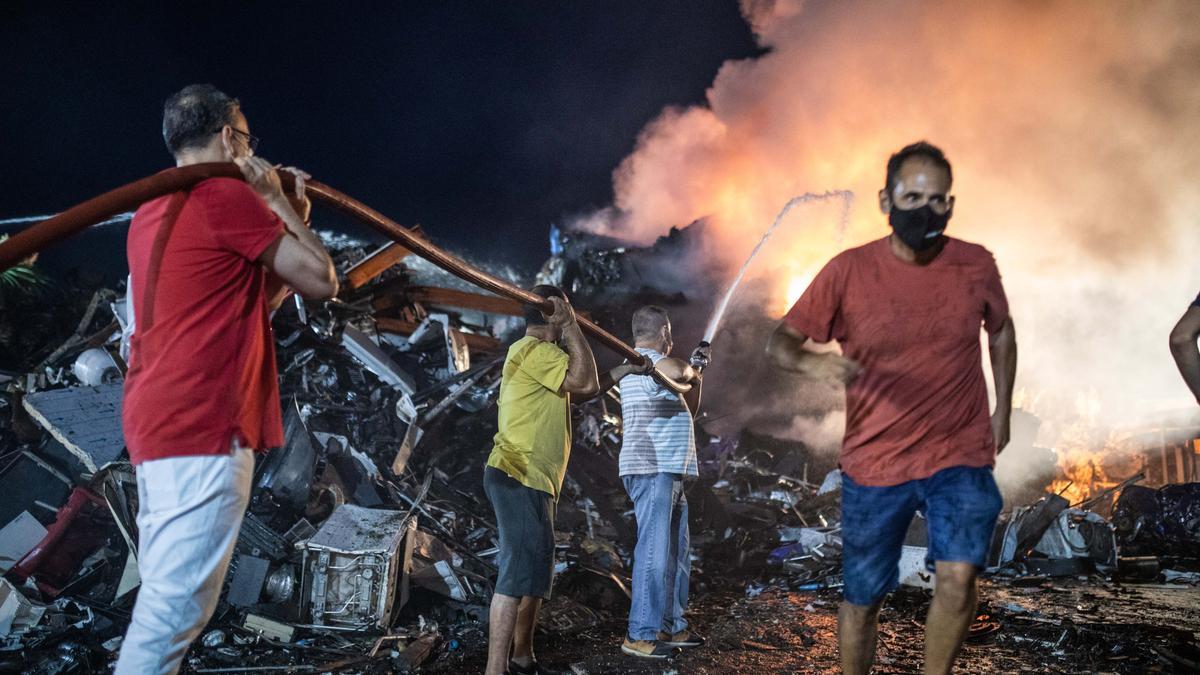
xmin=422 ymin=579 xmax=1200 ymax=674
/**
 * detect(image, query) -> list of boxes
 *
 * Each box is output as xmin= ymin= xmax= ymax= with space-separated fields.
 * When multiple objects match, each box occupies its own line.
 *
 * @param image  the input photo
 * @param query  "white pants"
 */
xmin=115 ymin=445 xmax=254 ymax=675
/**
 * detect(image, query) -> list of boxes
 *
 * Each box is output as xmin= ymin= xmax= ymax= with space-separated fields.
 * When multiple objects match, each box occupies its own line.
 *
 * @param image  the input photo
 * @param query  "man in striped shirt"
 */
xmin=605 ymin=305 xmax=708 ymax=659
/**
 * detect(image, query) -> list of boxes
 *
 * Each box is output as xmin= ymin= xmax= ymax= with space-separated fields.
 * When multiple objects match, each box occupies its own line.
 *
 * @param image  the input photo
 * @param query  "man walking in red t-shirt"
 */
xmin=116 ymin=84 xmax=337 ymax=675
xmin=767 ymin=141 xmax=1017 ymax=675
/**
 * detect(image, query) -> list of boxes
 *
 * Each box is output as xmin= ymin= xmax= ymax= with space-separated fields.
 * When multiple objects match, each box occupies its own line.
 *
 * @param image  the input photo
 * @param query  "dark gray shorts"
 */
xmin=484 ymin=467 xmax=556 ymax=599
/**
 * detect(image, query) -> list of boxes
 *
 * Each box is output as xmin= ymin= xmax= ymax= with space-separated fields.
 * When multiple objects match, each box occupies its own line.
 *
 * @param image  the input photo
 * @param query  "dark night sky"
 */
xmin=0 ymin=1 xmax=760 ymax=274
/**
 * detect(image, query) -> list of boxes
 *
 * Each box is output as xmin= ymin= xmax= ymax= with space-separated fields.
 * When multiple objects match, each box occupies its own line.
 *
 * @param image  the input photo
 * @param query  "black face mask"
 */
xmin=889 ymin=204 xmax=949 ymax=251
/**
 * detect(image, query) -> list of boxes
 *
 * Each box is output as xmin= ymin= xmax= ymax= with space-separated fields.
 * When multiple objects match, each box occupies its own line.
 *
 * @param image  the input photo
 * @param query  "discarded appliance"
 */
xmin=298 ymin=504 xmax=417 ymax=629
xmin=992 ymin=494 xmax=1117 ymax=574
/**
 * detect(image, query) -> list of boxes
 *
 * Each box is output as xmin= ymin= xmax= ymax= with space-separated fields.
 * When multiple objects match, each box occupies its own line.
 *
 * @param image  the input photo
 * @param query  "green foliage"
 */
xmin=0 ymin=234 xmax=48 ymax=291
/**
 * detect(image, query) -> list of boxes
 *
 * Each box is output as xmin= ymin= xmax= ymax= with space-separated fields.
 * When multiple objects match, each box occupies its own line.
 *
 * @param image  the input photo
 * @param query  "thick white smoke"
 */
xmin=578 ymin=0 xmax=1200 ymax=456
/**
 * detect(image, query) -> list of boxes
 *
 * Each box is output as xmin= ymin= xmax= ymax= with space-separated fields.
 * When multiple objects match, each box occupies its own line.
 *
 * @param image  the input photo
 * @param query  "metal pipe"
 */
xmin=0 ymin=162 xmax=689 ymax=392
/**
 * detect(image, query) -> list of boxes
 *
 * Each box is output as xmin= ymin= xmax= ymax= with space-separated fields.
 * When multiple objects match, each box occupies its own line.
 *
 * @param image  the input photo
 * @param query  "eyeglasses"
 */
xmin=219 ymin=126 xmax=259 ymax=155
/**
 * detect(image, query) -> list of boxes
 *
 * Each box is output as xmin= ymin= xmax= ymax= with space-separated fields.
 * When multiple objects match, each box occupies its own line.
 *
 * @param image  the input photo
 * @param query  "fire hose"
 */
xmin=0 ymin=162 xmax=690 ymax=393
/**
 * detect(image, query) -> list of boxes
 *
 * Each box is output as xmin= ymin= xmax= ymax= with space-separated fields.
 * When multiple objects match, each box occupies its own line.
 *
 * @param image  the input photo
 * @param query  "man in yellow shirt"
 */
xmin=484 ymin=285 xmax=599 ymax=675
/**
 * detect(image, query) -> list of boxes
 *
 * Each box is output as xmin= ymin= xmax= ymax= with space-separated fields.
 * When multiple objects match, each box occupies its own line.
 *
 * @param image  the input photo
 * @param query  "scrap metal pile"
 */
xmin=750 ymin=469 xmax=1200 ymax=599
xmin=0 ymin=228 xmax=827 ymax=673
xmin=0 ymin=232 xmax=556 ymax=671
xmin=2 ymin=223 xmax=1200 ymax=673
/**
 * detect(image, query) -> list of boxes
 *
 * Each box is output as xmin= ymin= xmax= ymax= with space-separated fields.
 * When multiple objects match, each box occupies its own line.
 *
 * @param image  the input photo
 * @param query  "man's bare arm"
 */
xmin=988 ymin=317 xmax=1017 ymax=453
xmin=253 ymin=161 xmax=327 ymax=266
xmin=654 ymin=356 xmax=698 ymax=384
xmin=265 ymin=271 xmax=291 ymax=311
xmin=238 ymin=157 xmax=338 ymax=300
xmin=647 ymin=355 xmax=704 ymax=414
xmin=558 ymin=322 xmax=599 ymax=396
xmin=258 ymin=234 xmax=337 ymax=300
xmin=548 ymin=297 xmax=599 ymax=397
xmin=1170 ymin=306 xmax=1200 ymax=404
xmin=682 ymin=373 xmax=703 ymax=416
xmin=765 ymin=323 xmax=859 ymax=383
xmin=576 ymin=361 xmax=647 ymax=403
xmin=265 ymin=166 xmax=319 ymax=309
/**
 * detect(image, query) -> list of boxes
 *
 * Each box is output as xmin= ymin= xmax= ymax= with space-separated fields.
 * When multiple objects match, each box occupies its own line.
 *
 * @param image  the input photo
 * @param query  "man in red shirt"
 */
xmin=116 ymin=84 xmax=337 ymax=675
xmin=767 ymin=141 xmax=1017 ymax=675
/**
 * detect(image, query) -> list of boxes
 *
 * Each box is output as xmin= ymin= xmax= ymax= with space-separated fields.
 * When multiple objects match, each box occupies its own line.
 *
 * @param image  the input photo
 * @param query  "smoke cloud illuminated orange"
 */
xmin=579 ymin=0 xmax=1200 ymax=430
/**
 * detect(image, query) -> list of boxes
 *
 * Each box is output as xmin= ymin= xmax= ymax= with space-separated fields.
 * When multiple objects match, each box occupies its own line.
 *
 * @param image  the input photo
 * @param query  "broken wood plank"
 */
xmin=345 ymin=242 xmax=413 ymax=290
xmin=373 ymin=285 xmax=522 ymax=316
xmin=22 ymin=383 xmax=124 ymax=472
xmin=376 ymin=317 xmax=501 ymax=352
xmin=409 ymin=286 xmax=523 ymax=315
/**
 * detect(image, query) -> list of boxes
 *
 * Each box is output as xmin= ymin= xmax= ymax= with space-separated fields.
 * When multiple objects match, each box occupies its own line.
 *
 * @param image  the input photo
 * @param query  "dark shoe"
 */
xmin=621 ymin=638 xmax=677 ymax=659
xmin=508 ymin=659 xmax=564 ymax=675
xmin=658 ymin=629 xmax=705 ymax=648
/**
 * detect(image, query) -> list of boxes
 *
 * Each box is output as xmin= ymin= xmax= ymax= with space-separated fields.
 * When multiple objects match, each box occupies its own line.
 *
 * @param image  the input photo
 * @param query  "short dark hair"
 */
xmin=524 ymin=284 xmax=567 ymax=326
xmin=631 ymin=305 xmax=670 ymax=341
xmin=884 ymin=141 xmax=952 ymax=192
xmin=162 ymin=84 xmax=240 ymax=155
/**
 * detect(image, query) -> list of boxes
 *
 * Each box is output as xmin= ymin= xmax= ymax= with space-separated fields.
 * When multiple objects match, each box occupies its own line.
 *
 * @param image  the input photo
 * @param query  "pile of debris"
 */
xmin=0 ymin=227 xmax=810 ymax=672
xmin=3 ymin=222 xmax=1200 ymax=673
xmin=3 ymin=233 xmax=534 ymax=672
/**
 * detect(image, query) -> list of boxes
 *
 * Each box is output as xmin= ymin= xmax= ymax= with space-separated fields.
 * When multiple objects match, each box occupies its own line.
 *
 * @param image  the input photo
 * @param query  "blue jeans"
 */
xmin=622 ymin=472 xmax=690 ymax=641
xmin=841 ymin=465 xmax=1002 ymax=607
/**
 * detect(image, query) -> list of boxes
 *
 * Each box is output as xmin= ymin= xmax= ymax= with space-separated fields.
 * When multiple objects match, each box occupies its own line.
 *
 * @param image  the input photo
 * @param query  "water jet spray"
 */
xmin=701 ymin=190 xmax=853 ymax=345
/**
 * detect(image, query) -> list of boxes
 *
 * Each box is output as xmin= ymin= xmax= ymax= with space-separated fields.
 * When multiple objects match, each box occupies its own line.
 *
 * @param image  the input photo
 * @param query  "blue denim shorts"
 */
xmin=841 ymin=465 xmax=1002 ymax=607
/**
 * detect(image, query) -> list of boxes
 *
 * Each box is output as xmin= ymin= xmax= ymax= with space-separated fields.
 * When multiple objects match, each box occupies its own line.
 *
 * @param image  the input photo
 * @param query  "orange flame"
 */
xmin=1044 ymin=403 xmax=1148 ymax=506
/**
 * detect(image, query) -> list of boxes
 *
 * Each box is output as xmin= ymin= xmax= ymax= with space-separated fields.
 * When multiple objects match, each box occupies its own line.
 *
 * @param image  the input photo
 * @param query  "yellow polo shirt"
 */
xmin=486 ymin=336 xmax=571 ymax=500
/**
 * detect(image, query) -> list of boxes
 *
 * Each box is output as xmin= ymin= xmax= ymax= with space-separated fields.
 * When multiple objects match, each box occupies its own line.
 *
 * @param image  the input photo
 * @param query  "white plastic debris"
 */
xmin=0 ymin=511 xmax=46 ymax=574
xmin=0 ymin=578 xmax=46 ymax=637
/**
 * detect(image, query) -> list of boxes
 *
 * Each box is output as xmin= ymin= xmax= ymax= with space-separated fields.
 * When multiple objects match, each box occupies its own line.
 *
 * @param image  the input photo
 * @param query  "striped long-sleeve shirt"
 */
xmin=618 ymin=348 xmax=697 ymax=477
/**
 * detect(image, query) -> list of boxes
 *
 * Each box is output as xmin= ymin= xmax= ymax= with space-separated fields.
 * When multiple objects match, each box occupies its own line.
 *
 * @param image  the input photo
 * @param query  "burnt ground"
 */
xmin=420 ymin=578 xmax=1200 ymax=674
